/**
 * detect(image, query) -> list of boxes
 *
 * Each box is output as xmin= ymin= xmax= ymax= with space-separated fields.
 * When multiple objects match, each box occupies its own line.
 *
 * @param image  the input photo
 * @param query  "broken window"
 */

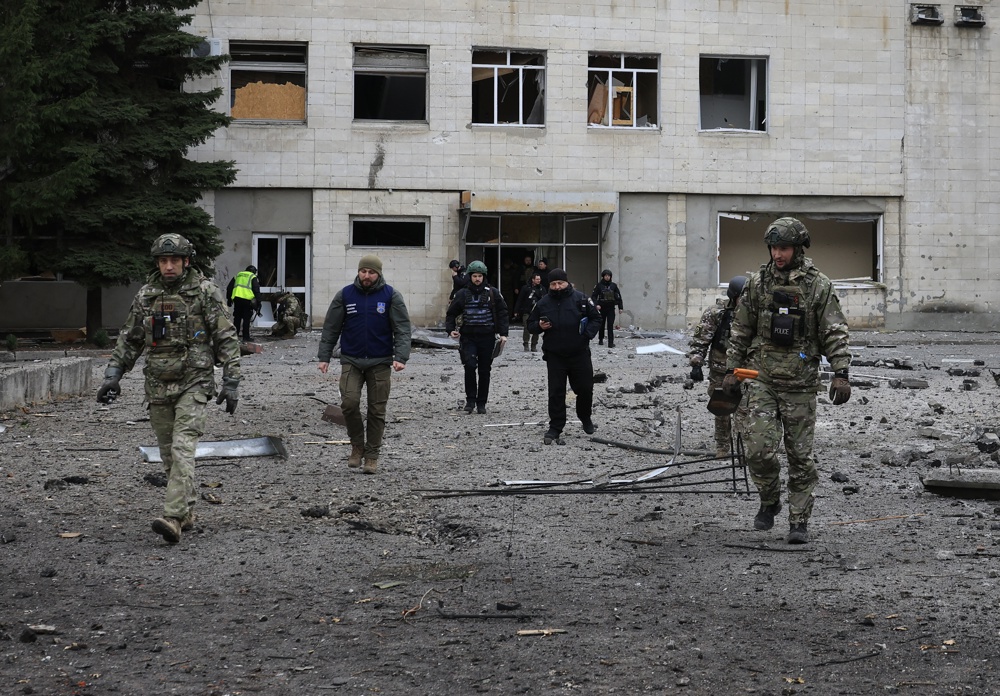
xmin=471 ymin=49 xmax=545 ymax=126
xmin=718 ymin=213 xmax=881 ymax=284
xmin=351 ymin=218 xmax=428 ymax=248
xmin=354 ymin=46 xmax=428 ymax=121
xmin=230 ymin=42 xmax=307 ymax=122
xmin=587 ymin=53 xmax=658 ymax=128
xmin=699 ymin=56 xmax=767 ymax=132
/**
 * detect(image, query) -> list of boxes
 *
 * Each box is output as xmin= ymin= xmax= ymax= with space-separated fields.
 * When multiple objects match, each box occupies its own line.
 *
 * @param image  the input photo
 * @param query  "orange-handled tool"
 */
xmin=733 ymin=368 xmax=758 ymax=381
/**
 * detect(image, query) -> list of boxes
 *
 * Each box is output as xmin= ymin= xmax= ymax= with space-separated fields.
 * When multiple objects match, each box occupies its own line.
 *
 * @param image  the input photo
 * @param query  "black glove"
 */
xmin=690 ymin=364 xmax=704 ymax=382
xmin=216 ymin=376 xmax=240 ymax=414
xmin=829 ymin=370 xmax=851 ymax=405
xmin=721 ymin=369 xmax=740 ymax=395
xmin=96 ymin=367 xmax=123 ymax=403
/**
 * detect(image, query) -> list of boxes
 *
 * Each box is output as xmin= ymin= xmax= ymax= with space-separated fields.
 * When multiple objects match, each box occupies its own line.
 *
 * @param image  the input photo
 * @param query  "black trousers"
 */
xmin=460 ymin=333 xmax=496 ymax=406
xmin=598 ymin=308 xmax=616 ymax=346
xmin=232 ymin=298 xmax=254 ymax=342
xmin=544 ymin=350 xmax=594 ymax=433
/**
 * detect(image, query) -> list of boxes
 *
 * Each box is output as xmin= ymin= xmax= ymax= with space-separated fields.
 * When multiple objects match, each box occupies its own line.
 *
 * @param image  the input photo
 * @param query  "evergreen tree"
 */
xmin=0 ymin=0 xmax=236 ymax=337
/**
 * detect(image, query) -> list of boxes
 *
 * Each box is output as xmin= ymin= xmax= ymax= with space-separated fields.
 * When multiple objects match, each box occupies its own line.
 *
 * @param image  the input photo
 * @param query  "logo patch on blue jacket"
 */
xmin=377 ymin=302 xmax=386 ymax=314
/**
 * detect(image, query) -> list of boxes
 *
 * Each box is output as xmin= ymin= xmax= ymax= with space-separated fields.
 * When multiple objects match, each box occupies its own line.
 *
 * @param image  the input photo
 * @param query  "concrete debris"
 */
xmin=411 ymin=329 xmax=459 ymax=350
xmin=889 ymin=378 xmax=929 ymax=389
xmin=946 ymin=367 xmax=980 ymax=377
xmin=922 ymin=469 xmax=1000 ymax=500
xmin=961 ymin=379 xmax=980 ymax=391
xmin=240 ymin=342 xmax=264 ymax=355
xmin=301 ymin=505 xmax=330 ymax=518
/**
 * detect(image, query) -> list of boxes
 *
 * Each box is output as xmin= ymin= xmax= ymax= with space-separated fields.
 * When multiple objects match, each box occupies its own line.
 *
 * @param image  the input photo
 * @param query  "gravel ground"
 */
xmin=2 ymin=327 xmax=1000 ymax=695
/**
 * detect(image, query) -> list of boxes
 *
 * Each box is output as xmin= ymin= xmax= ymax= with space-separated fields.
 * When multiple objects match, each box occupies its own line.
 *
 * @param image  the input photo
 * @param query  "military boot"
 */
xmin=180 ymin=512 xmax=196 ymax=531
xmin=787 ymin=523 xmax=809 ymax=544
xmin=151 ymin=517 xmax=182 ymax=544
xmin=753 ymin=502 xmax=782 ymax=531
xmin=348 ymin=444 xmax=364 ymax=468
xmin=362 ymin=458 xmax=378 ymax=475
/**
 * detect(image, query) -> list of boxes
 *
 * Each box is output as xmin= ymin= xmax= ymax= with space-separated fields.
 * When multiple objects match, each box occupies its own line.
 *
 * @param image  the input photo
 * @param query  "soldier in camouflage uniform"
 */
xmin=271 ymin=291 xmax=305 ymax=338
xmin=687 ymin=276 xmax=747 ymax=457
xmin=723 ymin=218 xmax=851 ymax=544
xmin=96 ymin=234 xmax=241 ymax=544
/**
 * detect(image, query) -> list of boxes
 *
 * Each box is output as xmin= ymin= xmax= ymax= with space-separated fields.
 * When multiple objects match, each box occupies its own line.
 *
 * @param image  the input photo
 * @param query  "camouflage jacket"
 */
xmin=687 ymin=298 xmax=729 ymax=374
xmin=109 ymin=268 xmax=241 ymax=404
xmin=277 ymin=293 xmax=305 ymax=322
xmin=726 ymin=257 xmax=850 ymax=391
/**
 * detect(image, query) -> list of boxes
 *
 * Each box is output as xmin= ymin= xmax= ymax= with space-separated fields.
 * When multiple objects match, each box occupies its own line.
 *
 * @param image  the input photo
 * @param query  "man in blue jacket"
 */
xmin=527 ymin=268 xmax=602 ymax=445
xmin=317 ymin=255 xmax=412 ymax=475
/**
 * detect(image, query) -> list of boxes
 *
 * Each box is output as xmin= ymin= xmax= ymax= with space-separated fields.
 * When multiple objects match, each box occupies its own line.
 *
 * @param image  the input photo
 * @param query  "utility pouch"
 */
xmin=770 ymin=310 xmax=796 ymax=346
xmin=152 ymin=313 xmax=170 ymax=340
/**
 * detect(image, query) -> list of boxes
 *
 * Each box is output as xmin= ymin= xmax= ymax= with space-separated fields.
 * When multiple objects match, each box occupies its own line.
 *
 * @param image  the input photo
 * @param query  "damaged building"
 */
xmin=3 ymin=1 xmax=996 ymax=332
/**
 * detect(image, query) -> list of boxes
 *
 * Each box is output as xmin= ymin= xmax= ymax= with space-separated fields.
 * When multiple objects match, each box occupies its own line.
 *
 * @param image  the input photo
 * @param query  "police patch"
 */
xmin=377 ymin=302 xmax=386 ymax=314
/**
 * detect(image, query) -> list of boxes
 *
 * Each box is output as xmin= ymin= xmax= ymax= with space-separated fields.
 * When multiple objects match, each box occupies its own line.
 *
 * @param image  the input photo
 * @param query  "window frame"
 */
xmin=699 ymin=55 xmax=768 ymax=133
xmin=350 ymin=217 xmax=429 ymax=249
xmin=353 ymin=45 xmax=429 ymax=122
xmin=586 ymin=52 xmax=659 ymax=129
xmin=229 ymin=41 xmax=308 ymax=123
xmin=471 ymin=49 xmax=546 ymax=127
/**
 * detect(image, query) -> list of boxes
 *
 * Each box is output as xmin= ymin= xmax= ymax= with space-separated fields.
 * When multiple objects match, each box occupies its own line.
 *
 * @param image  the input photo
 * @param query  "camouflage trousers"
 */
xmin=149 ymin=388 xmax=209 ymax=519
xmin=340 ymin=363 xmax=392 ymax=460
xmin=739 ymin=381 xmax=818 ymax=524
xmin=271 ymin=316 xmax=301 ymax=337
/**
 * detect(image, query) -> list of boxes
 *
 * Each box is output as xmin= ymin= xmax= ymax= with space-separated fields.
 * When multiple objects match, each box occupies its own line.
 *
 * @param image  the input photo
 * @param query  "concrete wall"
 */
xmin=0 ymin=282 xmax=139 ymax=332
xmin=170 ymin=0 xmax=999 ymax=330
xmin=0 ymin=358 xmax=98 ymax=412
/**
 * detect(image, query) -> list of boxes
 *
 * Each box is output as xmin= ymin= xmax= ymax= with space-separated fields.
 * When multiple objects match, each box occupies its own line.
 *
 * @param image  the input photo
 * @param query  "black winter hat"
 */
xmin=548 ymin=268 xmax=568 ymax=283
xmin=601 ymin=269 xmax=612 ymax=278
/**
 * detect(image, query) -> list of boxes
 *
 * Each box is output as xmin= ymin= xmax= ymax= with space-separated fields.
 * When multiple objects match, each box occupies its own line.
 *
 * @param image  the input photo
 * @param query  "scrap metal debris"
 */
xmin=138 ymin=436 xmax=288 ymax=463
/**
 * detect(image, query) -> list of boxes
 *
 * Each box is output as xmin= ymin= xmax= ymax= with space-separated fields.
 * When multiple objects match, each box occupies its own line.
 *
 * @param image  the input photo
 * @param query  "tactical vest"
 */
xmin=141 ymin=284 xmax=215 ymax=383
xmin=231 ymin=271 xmax=256 ymax=300
xmin=598 ymin=282 xmax=616 ymax=303
xmin=751 ymin=267 xmax=822 ymax=386
xmin=340 ymin=284 xmax=394 ymax=359
xmin=461 ymin=286 xmax=496 ymax=329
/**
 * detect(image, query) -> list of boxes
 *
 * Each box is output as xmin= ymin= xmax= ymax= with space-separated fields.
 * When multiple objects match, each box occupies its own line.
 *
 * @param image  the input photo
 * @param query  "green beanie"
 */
xmin=358 ymin=254 xmax=383 ymax=275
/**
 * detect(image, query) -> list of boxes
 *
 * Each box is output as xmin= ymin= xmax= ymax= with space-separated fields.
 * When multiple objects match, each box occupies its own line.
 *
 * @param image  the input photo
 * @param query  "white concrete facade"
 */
xmin=181 ymin=0 xmax=999 ymax=330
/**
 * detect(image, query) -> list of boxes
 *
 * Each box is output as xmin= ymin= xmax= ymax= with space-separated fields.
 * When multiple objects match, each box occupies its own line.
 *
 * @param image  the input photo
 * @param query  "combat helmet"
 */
xmin=727 ymin=275 xmax=747 ymax=302
xmin=763 ymin=217 xmax=810 ymax=248
xmin=466 ymin=260 xmax=488 ymax=275
xmin=151 ymin=233 xmax=195 ymax=258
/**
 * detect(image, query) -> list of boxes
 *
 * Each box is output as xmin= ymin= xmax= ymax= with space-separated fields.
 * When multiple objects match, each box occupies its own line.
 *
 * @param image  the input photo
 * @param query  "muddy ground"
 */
xmin=3 ymin=326 xmax=1000 ymax=695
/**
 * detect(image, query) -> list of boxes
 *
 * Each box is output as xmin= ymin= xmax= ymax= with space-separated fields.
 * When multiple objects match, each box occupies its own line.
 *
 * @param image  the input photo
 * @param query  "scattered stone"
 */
xmin=496 ymin=601 xmax=521 ymax=611
xmin=961 ymin=379 xmax=980 ymax=391
xmin=842 ymin=485 xmax=860 ymax=495
xmin=947 ymin=367 xmax=980 ymax=377
xmin=593 ymin=371 xmax=607 ymax=383
xmin=240 ymin=342 xmax=264 ymax=354
xmin=976 ymin=434 xmax=1000 ymax=454
xmin=43 ymin=479 xmax=68 ymax=491
xmin=831 ymin=472 xmax=850 ymax=483
xmin=62 ymin=475 xmax=89 ymax=485
xmin=338 ymin=503 xmax=362 ymax=514
xmin=18 ymin=627 xmax=37 ymax=643
xmin=301 ymin=505 xmax=330 ymax=518
xmin=40 ymin=568 xmax=57 ymax=578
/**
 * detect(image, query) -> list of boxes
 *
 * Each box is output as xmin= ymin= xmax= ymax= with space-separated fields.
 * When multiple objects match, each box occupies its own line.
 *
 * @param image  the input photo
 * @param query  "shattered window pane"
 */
xmin=699 ymin=56 xmax=768 ymax=132
xmin=354 ymin=46 xmax=428 ymax=121
xmin=472 ymin=49 xmax=546 ymax=126
xmin=230 ymin=42 xmax=307 ymax=122
xmin=587 ymin=53 xmax=658 ymax=128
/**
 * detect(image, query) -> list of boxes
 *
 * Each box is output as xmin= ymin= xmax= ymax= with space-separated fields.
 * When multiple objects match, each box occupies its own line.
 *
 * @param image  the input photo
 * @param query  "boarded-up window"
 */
xmin=230 ymin=42 xmax=307 ymax=122
xmin=354 ymin=46 xmax=428 ymax=121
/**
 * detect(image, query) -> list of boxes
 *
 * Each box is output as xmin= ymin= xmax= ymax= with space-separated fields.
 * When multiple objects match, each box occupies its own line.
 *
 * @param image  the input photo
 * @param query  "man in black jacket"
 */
xmin=591 ymin=269 xmax=624 ymax=348
xmin=513 ymin=272 xmax=545 ymax=352
xmin=446 ymin=260 xmax=509 ymax=414
xmin=527 ymin=268 xmax=602 ymax=444
xmin=448 ymin=259 xmax=468 ymax=300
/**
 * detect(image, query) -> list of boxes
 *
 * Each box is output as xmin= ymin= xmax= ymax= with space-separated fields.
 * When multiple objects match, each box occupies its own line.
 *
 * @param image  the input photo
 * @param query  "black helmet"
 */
xmin=601 ymin=269 xmax=612 ymax=279
xmin=150 ymin=233 xmax=195 ymax=258
xmin=449 ymin=259 xmax=461 ymax=269
xmin=727 ymin=276 xmax=747 ymax=301
xmin=764 ymin=217 xmax=811 ymax=248
xmin=246 ymin=265 xmax=258 ymax=274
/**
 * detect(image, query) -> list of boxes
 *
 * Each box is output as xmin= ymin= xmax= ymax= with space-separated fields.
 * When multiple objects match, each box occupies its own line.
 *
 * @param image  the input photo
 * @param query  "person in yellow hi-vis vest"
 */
xmin=226 ymin=265 xmax=261 ymax=342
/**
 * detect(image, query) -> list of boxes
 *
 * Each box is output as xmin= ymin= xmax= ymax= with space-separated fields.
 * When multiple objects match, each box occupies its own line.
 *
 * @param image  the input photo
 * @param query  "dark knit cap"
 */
xmin=548 ymin=268 xmax=568 ymax=283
